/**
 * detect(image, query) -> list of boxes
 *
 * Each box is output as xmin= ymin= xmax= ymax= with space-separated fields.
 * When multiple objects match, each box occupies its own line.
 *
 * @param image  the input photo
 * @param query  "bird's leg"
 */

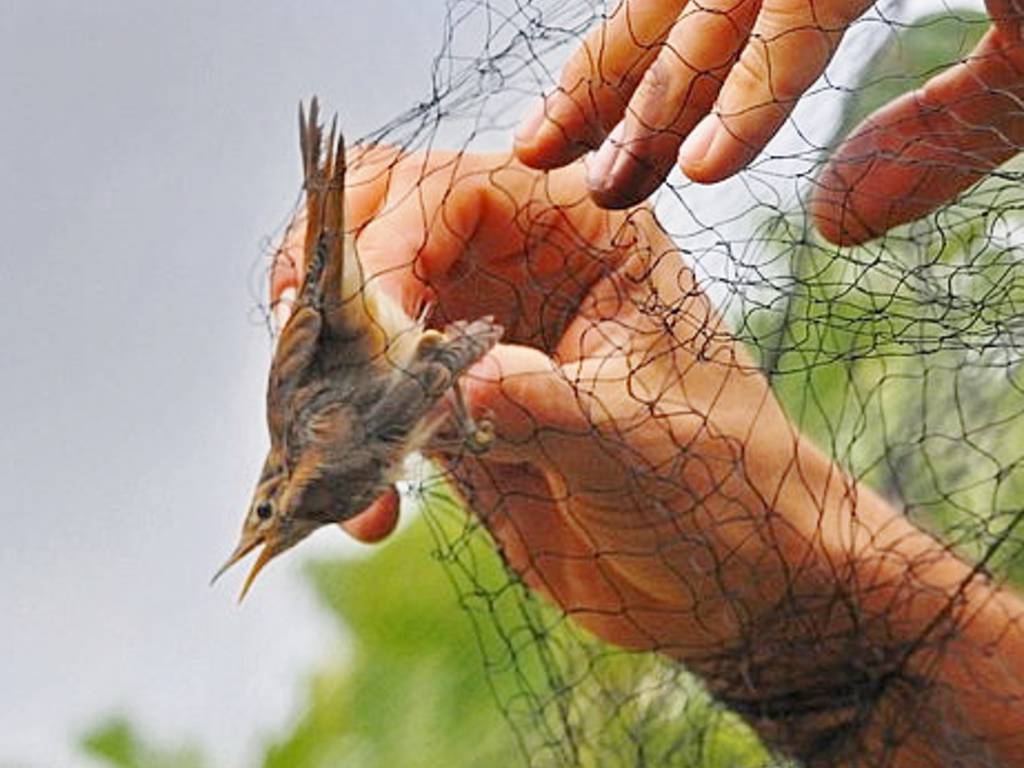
xmin=450 ymin=379 xmax=493 ymax=455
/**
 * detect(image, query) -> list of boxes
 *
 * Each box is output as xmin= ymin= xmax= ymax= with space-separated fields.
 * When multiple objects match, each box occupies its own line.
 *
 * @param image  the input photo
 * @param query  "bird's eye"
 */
xmin=255 ymin=500 xmax=274 ymax=521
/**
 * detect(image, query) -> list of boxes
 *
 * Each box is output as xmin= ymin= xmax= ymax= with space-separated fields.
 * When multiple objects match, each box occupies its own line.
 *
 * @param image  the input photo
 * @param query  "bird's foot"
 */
xmin=451 ymin=380 xmax=493 ymax=455
xmin=464 ymin=417 xmax=494 ymax=455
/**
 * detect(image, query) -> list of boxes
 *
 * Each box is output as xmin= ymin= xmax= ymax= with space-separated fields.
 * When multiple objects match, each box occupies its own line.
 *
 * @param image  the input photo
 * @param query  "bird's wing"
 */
xmin=298 ymin=99 xmax=418 ymax=370
xmin=421 ymin=317 xmax=504 ymax=379
xmin=364 ymin=316 xmax=504 ymax=444
xmin=266 ymin=304 xmax=321 ymax=442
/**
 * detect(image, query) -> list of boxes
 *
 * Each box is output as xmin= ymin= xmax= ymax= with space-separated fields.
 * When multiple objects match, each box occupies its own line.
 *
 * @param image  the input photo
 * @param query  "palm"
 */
xmin=459 ymin=213 xmax=802 ymax=659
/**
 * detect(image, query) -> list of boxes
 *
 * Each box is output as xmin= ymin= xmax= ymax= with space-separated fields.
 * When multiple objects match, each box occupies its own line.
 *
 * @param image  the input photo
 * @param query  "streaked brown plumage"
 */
xmin=213 ymin=99 xmax=502 ymax=600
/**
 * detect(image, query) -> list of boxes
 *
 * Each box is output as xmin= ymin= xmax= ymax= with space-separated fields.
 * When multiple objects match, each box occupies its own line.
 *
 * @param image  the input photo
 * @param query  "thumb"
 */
xmin=463 ymin=343 xmax=590 ymax=461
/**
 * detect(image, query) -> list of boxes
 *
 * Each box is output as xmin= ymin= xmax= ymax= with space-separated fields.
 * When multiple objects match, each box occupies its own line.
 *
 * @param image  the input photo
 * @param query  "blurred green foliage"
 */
xmin=743 ymin=9 xmax=1024 ymax=582
xmin=745 ymin=210 xmax=1024 ymax=582
xmin=79 ymin=717 xmax=205 ymax=768
xmin=261 ymin=505 xmax=518 ymax=768
xmin=79 ymin=503 xmax=772 ymax=767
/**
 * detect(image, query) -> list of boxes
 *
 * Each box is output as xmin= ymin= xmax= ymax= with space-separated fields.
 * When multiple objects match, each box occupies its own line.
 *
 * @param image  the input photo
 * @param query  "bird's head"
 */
xmin=212 ymin=453 xmax=320 ymax=601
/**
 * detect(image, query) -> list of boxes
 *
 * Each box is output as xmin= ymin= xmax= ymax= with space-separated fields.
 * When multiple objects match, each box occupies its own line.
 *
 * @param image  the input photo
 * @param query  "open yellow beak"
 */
xmin=211 ymin=535 xmax=276 ymax=602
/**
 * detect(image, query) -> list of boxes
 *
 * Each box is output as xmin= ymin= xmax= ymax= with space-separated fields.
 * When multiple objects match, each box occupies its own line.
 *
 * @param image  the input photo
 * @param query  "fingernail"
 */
xmin=515 ymin=96 xmax=548 ymax=147
xmin=273 ymin=287 xmax=296 ymax=331
xmin=585 ymin=122 xmax=626 ymax=192
xmin=679 ymin=113 xmax=720 ymax=171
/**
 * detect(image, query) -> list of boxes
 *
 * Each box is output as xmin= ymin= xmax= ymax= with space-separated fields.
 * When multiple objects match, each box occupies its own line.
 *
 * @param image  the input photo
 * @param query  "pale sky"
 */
xmin=0 ymin=1 xmax=984 ymax=766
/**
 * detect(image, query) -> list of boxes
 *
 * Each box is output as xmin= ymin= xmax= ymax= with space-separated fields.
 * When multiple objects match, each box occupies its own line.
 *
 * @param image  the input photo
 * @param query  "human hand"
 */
xmin=513 ymin=0 xmax=874 ymax=207
xmin=514 ymin=0 xmax=1024 ymax=240
xmin=269 ymin=147 xmax=652 ymax=547
xmin=812 ymin=3 xmax=1024 ymax=244
xmin=268 ymin=148 xmax=1024 ymax=764
xmin=270 ymin=147 xmax=850 ymax=659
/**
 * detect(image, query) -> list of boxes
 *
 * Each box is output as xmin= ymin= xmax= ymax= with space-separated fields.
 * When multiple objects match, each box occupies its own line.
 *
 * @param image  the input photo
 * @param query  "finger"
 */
xmin=273 ymin=149 xmax=495 ymax=321
xmin=352 ymin=152 xmax=543 ymax=324
xmin=811 ymin=27 xmax=1024 ymax=245
xmin=351 ymin=161 xmax=484 ymax=320
xmin=462 ymin=343 xmax=591 ymax=463
xmin=431 ymin=160 xmax=636 ymax=347
xmin=360 ymin=157 xmax=638 ymax=348
xmin=274 ymin=150 xmax=637 ymax=347
xmin=340 ymin=486 xmax=401 ymax=543
xmin=680 ymin=0 xmax=872 ymax=183
xmin=514 ymin=0 xmax=688 ymax=170
xmin=587 ymin=0 xmax=760 ymax=208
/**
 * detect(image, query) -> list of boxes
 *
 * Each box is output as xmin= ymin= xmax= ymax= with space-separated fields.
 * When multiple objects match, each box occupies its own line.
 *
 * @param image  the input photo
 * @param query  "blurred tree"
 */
xmin=744 ymin=9 xmax=1024 ymax=582
xmin=79 ymin=717 xmax=206 ymax=768
xmin=79 ymin=500 xmax=772 ymax=767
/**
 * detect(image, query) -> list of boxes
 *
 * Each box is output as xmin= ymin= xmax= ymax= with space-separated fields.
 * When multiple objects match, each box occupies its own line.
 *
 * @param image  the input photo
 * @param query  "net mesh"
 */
xmin=273 ymin=2 xmax=1024 ymax=765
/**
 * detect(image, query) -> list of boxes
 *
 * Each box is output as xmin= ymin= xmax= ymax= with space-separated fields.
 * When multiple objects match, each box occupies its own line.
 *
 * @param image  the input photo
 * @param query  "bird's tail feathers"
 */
xmin=299 ymin=98 xmax=413 ymax=364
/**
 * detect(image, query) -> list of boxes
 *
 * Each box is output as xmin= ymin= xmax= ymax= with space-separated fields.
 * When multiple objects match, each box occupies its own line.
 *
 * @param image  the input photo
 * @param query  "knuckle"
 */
xmin=673 ymin=2 xmax=752 ymax=72
xmin=728 ymin=31 xmax=826 ymax=107
xmin=632 ymin=57 xmax=676 ymax=121
xmin=631 ymin=52 xmax=713 ymax=134
xmin=723 ymin=43 xmax=770 ymax=109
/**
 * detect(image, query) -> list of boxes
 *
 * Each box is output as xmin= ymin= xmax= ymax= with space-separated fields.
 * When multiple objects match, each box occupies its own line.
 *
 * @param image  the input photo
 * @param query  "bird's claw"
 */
xmin=449 ymin=378 xmax=493 ymax=455
xmin=465 ymin=418 xmax=494 ymax=455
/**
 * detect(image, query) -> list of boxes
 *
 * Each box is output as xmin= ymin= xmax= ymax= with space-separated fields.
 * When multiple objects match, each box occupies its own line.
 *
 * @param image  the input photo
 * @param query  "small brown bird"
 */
xmin=213 ymin=99 xmax=502 ymax=600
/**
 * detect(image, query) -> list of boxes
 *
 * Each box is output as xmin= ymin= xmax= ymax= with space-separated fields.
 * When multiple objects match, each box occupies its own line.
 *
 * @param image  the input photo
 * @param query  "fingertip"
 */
xmin=513 ymin=97 xmax=548 ymax=155
xmin=341 ymin=488 xmax=401 ymax=543
xmin=678 ymin=114 xmax=754 ymax=184
xmin=587 ymin=184 xmax=651 ymax=210
xmin=586 ymin=169 xmax=660 ymax=209
xmin=809 ymin=163 xmax=882 ymax=247
xmin=463 ymin=343 xmax=554 ymax=403
xmin=808 ymin=92 xmax=952 ymax=247
xmin=584 ymin=124 xmax=667 ymax=209
xmin=678 ymin=114 xmax=720 ymax=183
xmin=513 ymin=94 xmax=605 ymax=170
xmin=461 ymin=347 xmax=511 ymax=419
xmin=514 ymin=133 xmax=592 ymax=171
